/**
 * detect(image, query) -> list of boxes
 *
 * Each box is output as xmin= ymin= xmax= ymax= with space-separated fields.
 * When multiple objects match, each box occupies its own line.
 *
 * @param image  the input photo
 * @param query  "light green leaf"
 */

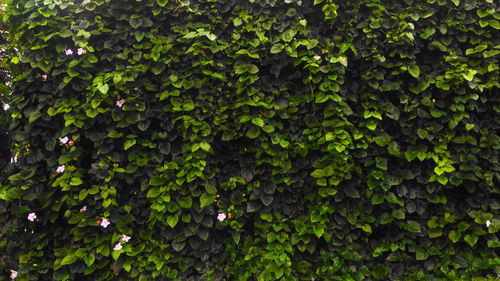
xmin=97 ymin=83 xmax=109 ymax=94
xmin=70 ymin=177 xmax=83 ymax=186
xmin=464 ymin=234 xmax=478 ymax=247
xmin=270 ymin=44 xmax=283 ymax=54
xmin=124 ymin=139 xmax=136 ymax=150
xmin=408 ymin=65 xmax=420 ymax=78
xmin=61 ymin=254 xmax=77 ymax=266
xmin=167 ymin=214 xmax=179 ymax=228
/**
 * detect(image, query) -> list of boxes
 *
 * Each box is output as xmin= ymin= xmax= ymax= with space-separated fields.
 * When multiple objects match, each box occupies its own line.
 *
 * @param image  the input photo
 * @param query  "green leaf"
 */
xmin=428 ymin=228 xmax=442 ymax=238
xmin=157 ymin=0 xmax=168 ymax=6
xmin=246 ymin=127 xmax=260 ymax=139
xmin=372 ymin=264 xmax=388 ymax=280
xmin=406 ymin=220 xmax=421 ymax=233
xmin=70 ymin=177 xmax=83 ymax=186
xmin=61 ymin=254 xmax=77 ymax=266
xmin=124 ymin=139 xmax=136 ymax=150
xmin=84 ymin=254 xmax=95 ymax=267
xmin=167 ymin=214 xmax=179 ymax=228
xmin=344 ymin=186 xmax=360 ymax=198
xmin=29 ymin=110 xmax=42 ymax=123
xmin=146 ymin=187 xmax=161 ymax=198
xmin=134 ymin=31 xmax=145 ymax=42
xmin=420 ymin=27 xmax=435 ymax=39
xmin=448 ymin=230 xmax=461 ymax=243
xmin=408 ymin=65 xmax=420 ymax=78
xmin=311 ymin=169 xmax=323 ymax=178
xmin=464 ymin=234 xmax=478 ymax=247
xmin=416 ymin=247 xmax=428 ymax=261
xmin=79 ymin=189 xmax=88 ymax=201
xmin=270 ymin=44 xmax=283 ymax=54
xmin=281 ymin=29 xmax=297 ymax=42
xmin=97 ymin=83 xmax=109 ymax=94
xmin=313 ymin=224 xmax=324 ymax=238
xmin=200 ymin=192 xmax=216 ymax=209
xmin=129 ymin=18 xmax=142 ymax=29
xmin=310 ymin=210 xmax=321 ymax=223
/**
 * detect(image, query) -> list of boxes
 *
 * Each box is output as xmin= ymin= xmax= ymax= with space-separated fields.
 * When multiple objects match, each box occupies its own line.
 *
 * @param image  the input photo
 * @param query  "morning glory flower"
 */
xmin=80 ymin=206 xmax=87 ymax=212
xmin=10 ymin=270 xmax=17 ymax=279
xmin=56 ymin=165 xmax=65 ymax=173
xmin=217 ymin=213 xmax=226 ymax=222
xmin=28 ymin=212 xmax=37 ymax=221
xmin=100 ymin=218 xmax=110 ymax=228
xmin=60 ymin=136 xmax=69 ymax=144
xmin=77 ymin=48 xmax=85 ymax=55
xmin=116 ymin=99 xmax=125 ymax=107
xmin=10 ymin=155 xmax=17 ymax=163
xmin=42 ymin=74 xmax=47 ymax=80
xmin=113 ymin=243 xmax=122 ymax=251
xmin=314 ymin=55 xmax=321 ymax=60
xmin=121 ymin=235 xmax=131 ymax=242
xmin=486 ymin=220 xmax=492 ymax=228
xmin=65 ymin=49 xmax=73 ymax=55
xmin=3 ymin=104 xmax=9 ymax=110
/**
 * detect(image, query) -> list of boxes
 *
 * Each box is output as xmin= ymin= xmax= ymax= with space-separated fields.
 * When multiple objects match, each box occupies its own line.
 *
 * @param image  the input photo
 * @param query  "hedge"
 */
xmin=1 ymin=0 xmax=499 ymax=280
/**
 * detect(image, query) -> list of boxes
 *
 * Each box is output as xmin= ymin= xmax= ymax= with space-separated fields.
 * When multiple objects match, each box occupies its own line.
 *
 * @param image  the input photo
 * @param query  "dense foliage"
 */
xmin=1 ymin=0 xmax=499 ymax=280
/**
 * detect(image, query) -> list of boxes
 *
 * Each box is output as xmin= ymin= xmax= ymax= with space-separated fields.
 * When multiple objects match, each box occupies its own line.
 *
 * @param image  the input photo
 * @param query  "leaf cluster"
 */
xmin=0 ymin=0 xmax=499 ymax=280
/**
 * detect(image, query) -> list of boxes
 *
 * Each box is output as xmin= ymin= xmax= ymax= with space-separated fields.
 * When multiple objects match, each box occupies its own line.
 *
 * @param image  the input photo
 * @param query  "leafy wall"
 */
xmin=1 ymin=0 xmax=499 ymax=280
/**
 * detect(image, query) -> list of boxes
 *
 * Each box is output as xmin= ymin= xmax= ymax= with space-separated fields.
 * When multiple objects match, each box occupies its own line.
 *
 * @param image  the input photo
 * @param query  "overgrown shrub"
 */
xmin=1 ymin=0 xmax=499 ymax=280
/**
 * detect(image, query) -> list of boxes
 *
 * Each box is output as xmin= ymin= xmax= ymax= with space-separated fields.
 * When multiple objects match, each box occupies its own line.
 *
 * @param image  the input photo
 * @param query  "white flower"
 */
xmin=65 ymin=49 xmax=73 ymax=55
xmin=3 ymin=104 xmax=9 ymax=110
xmin=284 ymin=0 xmax=292 ymax=3
xmin=80 ymin=206 xmax=87 ymax=212
xmin=314 ymin=55 xmax=321 ymax=60
xmin=100 ymin=218 xmax=110 ymax=228
xmin=56 ymin=165 xmax=65 ymax=173
xmin=10 ymin=155 xmax=17 ymax=163
xmin=217 ymin=213 xmax=226 ymax=222
xmin=486 ymin=220 xmax=492 ymax=228
xmin=113 ymin=243 xmax=122 ymax=251
xmin=121 ymin=235 xmax=131 ymax=242
xmin=42 ymin=74 xmax=48 ymax=80
xmin=28 ymin=212 xmax=37 ymax=222
xmin=10 ymin=270 xmax=17 ymax=279
xmin=77 ymin=48 xmax=85 ymax=55
xmin=60 ymin=136 xmax=69 ymax=144
xmin=116 ymin=99 xmax=125 ymax=108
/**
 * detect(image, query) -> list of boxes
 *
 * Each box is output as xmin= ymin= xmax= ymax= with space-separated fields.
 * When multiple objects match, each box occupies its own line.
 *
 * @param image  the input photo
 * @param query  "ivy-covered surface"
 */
xmin=1 ymin=0 xmax=499 ymax=280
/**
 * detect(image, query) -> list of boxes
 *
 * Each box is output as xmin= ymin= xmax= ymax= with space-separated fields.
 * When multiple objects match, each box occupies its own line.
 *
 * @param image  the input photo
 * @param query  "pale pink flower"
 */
xmin=77 ymin=48 xmax=85 ymax=55
xmin=80 ymin=206 xmax=87 ymax=212
xmin=10 ymin=155 xmax=17 ymax=163
xmin=113 ymin=243 xmax=122 ymax=251
xmin=486 ymin=220 xmax=492 ymax=228
xmin=314 ymin=55 xmax=321 ymax=60
xmin=42 ymin=74 xmax=48 ymax=80
xmin=116 ymin=99 xmax=125 ymax=107
xmin=100 ymin=218 xmax=110 ymax=228
xmin=3 ymin=104 xmax=9 ymax=110
xmin=10 ymin=270 xmax=17 ymax=279
xmin=28 ymin=212 xmax=37 ymax=221
xmin=60 ymin=136 xmax=69 ymax=144
xmin=284 ymin=0 xmax=292 ymax=3
xmin=121 ymin=235 xmax=131 ymax=242
xmin=217 ymin=213 xmax=226 ymax=222
xmin=65 ymin=49 xmax=73 ymax=55
xmin=56 ymin=165 xmax=65 ymax=173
